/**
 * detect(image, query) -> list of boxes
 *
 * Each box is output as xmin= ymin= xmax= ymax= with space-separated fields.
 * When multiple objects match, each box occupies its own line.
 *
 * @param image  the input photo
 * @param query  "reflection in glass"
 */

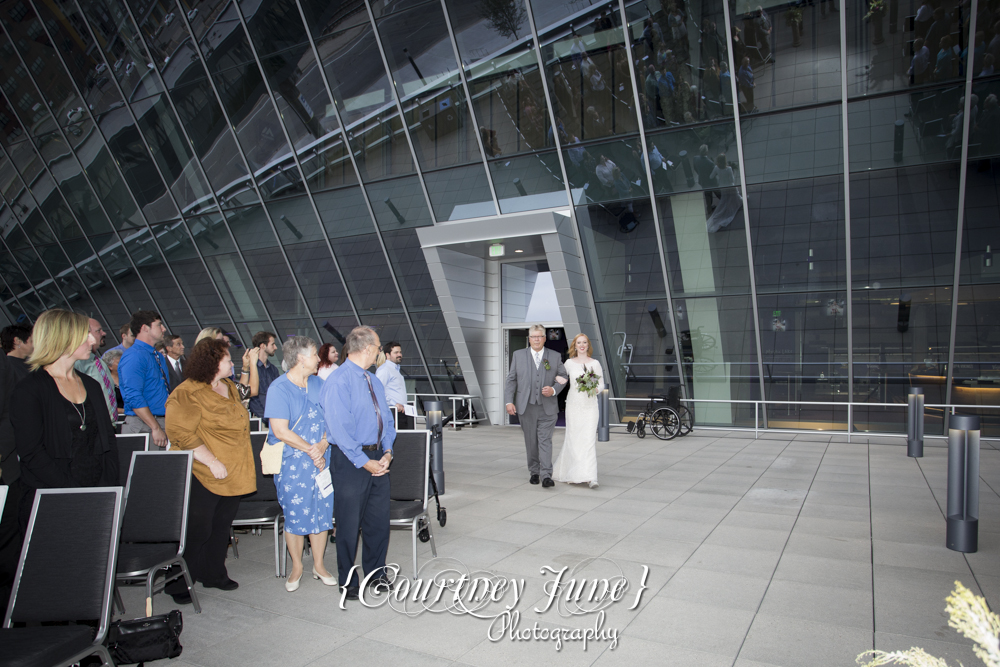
xmin=265 ymin=196 xmax=326 ymax=245
xmin=960 ymin=155 xmax=1000 ymax=285
xmin=749 ymin=174 xmax=845 ymax=293
xmin=227 ymin=206 xmax=279 ymax=251
xmin=331 ymin=233 xmax=403 ymax=313
xmin=364 ymin=177 xmax=433 ymax=230
xmin=203 ymin=252 xmax=270 ymax=321
xmin=851 ymin=165 xmax=959 ymax=291
xmin=562 ymin=138 xmax=647 ymax=206
xmin=577 ymin=199 xmax=665 ymax=302
xmin=758 ymin=291 xmax=848 ymax=432
xmin=312 ymin=187 xmax=376 ymax=238
xmin=740 ymin=105 xmax=843 ymax=184
xmin=241 ymin=248 xmax=309 ymax=319
xmin=284 ymin=241 xmax=354 ymax=318
xmin=952 ymin=285 xmax=1000 ymax=435
xmin=382 ymin=229 xmax=438 ymax=310
xmin=422 ymin=165 xmax=496 ymax=220
xmin=153 ymin=223 xmax=232 ymax=323
xmin=490 ymin=152 xmax=567 ymax=213
xmin=852 ymin=286 xmax=951 ymax=435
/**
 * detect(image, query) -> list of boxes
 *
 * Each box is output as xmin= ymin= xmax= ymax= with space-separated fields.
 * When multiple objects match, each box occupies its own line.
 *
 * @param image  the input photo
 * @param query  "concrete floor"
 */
xmin=118 ymin=427 xmax=1000 ymax=667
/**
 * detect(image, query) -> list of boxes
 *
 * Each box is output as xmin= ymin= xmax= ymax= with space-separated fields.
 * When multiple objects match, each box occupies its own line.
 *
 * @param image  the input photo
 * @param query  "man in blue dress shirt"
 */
xmin=375 ymin=341 xmax=410 ymax=430
xmin=119 ymin=311 xmax=170 ymax=448
xmin=320 ymin=326 xmax=395 ymax=600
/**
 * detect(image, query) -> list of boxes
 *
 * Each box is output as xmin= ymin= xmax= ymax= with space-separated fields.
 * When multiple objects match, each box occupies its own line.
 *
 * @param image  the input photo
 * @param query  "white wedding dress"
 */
xmin=553 ymin=358 xmax=603 ymax=486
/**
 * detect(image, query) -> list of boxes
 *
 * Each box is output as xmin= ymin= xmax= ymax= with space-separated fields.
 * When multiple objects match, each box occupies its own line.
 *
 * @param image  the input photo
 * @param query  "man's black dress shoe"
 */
xmin=530 ymin=474 xmax=540 ymax=484
xmin=341 ymin=586 xmax=360 ymax=600
xmin=542 ymin=477 xmax=554 ymax=488
xmin=203 ymin=578 xmax=239 ymax=591
xmin=367 ymin=576 xmax=394 ymax=592
xmin=170 ymin=591 xmax=193 ymax=605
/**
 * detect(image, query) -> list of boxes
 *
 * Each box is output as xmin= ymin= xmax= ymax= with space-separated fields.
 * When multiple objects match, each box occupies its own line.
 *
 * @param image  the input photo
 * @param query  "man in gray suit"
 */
xmin=505 ymin=324 xmax=569 ymax=488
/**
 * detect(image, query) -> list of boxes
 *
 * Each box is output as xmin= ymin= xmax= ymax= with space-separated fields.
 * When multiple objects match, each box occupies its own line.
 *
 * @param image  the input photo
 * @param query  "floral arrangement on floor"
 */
xmin=857 ymin=581 xmax=1000 ymax=667
xmin=575 ymin=366 xmax=600 ymax=397
xmin=865 ymin=0 xmax=886 ymax=20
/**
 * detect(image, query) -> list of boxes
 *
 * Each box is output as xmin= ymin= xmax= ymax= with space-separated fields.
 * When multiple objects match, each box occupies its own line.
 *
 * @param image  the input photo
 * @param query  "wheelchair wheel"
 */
xmin=649 ymin=407 xmax=681 ymax=440
xmin=676 ymin=406 xmax=694 ymax=435
xmin=636 ymin=417 xmax=646 ymax=438
xmin=438 ymin=508 xmax=447 ymax=527
xmin=419 ymin=528 xmax=430 ymax=542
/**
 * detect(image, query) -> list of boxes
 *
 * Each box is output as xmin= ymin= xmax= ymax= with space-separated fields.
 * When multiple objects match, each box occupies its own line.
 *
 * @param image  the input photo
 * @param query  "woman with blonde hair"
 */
xmin=552 ymin=333 xmax=603 ymax=489
xmin=10 ymin=309 xmax=120 ymax=532
xmin=194 ymin=327 xmax=224 ymax=345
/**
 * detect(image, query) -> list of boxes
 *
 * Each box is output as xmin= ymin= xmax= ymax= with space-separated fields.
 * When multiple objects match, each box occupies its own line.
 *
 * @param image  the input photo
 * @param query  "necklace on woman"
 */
xmin=69 ymin=399 xmax=87 ymax=431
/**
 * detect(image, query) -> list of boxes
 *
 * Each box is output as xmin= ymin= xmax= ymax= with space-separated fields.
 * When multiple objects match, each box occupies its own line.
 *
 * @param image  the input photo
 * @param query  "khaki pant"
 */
xmin=123 ymin=415 xmax=167 ymax=448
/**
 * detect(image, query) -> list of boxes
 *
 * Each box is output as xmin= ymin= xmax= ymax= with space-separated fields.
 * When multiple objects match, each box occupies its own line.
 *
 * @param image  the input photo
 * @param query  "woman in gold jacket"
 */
xmin=164 ymin=338 xmax=255 ymax=604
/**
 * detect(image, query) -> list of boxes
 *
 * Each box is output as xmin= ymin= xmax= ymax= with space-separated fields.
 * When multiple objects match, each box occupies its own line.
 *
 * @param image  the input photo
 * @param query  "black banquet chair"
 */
xmin=115 ymin=451 xmax=200 ymax=614
xmin=1 ymin=487 xmax=123 ymax=667
xmin=115 ymin=432 xmax=151 ymax=486
xmin=232 ymin=431 xmax=285 ymax=577
xmin=389 ymin=430 xmax=437 ymax=579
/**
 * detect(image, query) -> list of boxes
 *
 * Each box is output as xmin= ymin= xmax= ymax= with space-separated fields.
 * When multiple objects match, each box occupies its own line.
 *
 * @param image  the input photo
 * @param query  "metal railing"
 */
xmin=608 ymin=396 xmax=1000 ymax=443
xmin=407 ymin=393 xmax=486 ymax=429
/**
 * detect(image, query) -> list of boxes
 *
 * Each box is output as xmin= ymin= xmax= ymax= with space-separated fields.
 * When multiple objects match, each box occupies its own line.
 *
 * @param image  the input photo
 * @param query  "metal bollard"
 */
xmin=424 ymin=400 xmax=445 ymax=494
xmin=946 ymin=414 xmax=980 ymax=553
xmin=906 ymin=387 xmax=924 ymax=458
xmin=598 ymin=386 xmax=610 ymax=442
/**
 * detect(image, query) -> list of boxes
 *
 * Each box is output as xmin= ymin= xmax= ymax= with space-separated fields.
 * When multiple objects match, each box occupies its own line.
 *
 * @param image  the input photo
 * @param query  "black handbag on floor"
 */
xmin=106 ymin=606 xmax=183 ymax=666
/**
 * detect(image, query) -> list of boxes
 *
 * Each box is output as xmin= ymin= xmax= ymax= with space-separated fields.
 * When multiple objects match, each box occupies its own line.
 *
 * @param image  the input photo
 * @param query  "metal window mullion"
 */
xmin=945 ymin=0 xmax=980 ymax=411
xmin=26 ymin=0 xmax=202 ymax=333
xmin=519 ymin=1 xmax=617 ymax=400
xmin=362 ymin=0 xmax=438 ymax=224
xmin=118 ymin=0 xmax=280 ymax=340
xmin=292 ymin=0 xmax=436 ymax=391
xmin=69 ymin=0 xmax=241 ymax=341
xmin=0 ymin=33 xmax=128 ymax=327
xmin=840 ymin=1 xmax=854 ymax=435
xmin=437 ymin=0 xmax=502 ymax=214
xmin=722 ymin=0 xmax=768 ymax=424
xmin=0 ymin=221 xmax=62 ymax=313
xmin=614 ymin=0 xmax=688 ymax=393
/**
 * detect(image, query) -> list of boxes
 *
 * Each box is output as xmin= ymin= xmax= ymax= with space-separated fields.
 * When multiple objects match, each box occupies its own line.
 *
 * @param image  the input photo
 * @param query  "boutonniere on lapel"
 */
xmin=543 ymin=359 xmax=551 ymax=371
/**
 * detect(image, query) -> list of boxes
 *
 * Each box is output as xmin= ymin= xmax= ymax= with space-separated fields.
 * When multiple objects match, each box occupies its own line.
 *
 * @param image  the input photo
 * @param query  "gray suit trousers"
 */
xmin=520 ymin=402 xmax=557 ymax=478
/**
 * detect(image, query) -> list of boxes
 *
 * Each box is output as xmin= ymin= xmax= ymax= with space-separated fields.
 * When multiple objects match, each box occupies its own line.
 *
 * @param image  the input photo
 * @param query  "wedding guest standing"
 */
xmin=164 ymin=339 xmax=255 ymax=603
xmin=10 ymin=309 xmax=119 ymax=533
xmin=317 ymin=343 xmax=339 ymax=381
xmin=265 ymin=336 xmax=335 ymax=592
xmin=553 ymin=334 xmax=603 ymax=489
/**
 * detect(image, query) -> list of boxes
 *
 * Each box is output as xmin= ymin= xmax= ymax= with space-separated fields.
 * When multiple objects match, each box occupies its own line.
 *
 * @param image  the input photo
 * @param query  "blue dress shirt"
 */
xmin=248 ymin=359 xmax=281 ymax=419
xmin=375 ymin=361 xmax=407 ymax=407
xmin=118 ymin=339 xmax=171 ymax=416
xmin=320 ymin=359 xmax=395 ymax=469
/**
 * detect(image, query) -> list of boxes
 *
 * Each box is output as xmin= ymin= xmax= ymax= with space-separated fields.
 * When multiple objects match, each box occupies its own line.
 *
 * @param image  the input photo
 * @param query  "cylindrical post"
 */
xmin=906 ymin=387 xmax=924 ymax=457
xmin=425 ymin=400 xmax=445 ymax=494
xmin=946 ymin=414 xmax=980 ymax=553
xmin=893 ymin=120 xmax=905 ymax=162
xmin=598 ymin=386 xmax=610 ymax=442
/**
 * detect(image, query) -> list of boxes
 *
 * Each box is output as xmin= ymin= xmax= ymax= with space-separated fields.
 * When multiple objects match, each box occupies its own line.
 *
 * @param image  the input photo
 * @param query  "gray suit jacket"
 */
xmin=504 ymin=347 xmax=569 ymax=416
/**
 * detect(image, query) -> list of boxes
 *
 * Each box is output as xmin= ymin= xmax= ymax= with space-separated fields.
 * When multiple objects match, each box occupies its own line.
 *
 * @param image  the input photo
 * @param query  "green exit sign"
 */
xmin=489 ymin=243 xmax=505 ymax=257
xmin=773 ymin=310 xmax=781 ymax=316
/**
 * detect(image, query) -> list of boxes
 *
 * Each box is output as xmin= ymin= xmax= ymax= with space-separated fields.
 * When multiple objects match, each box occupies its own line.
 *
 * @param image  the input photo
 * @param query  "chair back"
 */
xmin=389 ymin=430 xmax=430 ymax=508
xmin=245 ymin=432 xmax=278 ymax=502
xmin=249 ymin=417 xmax=262 ymax=432
xmin=121 ymin=451 xmax=193 ymax=547
xmin=5 ymin=488 xmax=122 ymax=638
xmin=115 ymin=433 xmax=150 ymax=486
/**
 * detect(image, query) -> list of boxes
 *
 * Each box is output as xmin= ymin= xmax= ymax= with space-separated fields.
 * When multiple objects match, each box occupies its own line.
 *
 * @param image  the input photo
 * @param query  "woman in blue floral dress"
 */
xmin=264 ymin=336 xmax=336 ymax=591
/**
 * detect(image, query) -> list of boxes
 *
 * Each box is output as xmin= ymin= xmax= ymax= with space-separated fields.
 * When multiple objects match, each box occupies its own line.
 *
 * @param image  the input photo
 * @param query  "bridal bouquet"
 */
xmin=575 ymin=366 xmax=600 ymax=397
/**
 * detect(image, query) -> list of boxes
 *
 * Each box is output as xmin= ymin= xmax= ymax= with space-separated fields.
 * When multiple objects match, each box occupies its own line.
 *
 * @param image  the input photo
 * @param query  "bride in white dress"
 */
xmin=553 ymin=333 xmax=604 ymax=489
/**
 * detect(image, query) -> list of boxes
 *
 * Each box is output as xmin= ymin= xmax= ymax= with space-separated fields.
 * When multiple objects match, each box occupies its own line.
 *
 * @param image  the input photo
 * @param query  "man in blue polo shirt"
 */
xmin=118 ymin=310 xmax=170 ymax=448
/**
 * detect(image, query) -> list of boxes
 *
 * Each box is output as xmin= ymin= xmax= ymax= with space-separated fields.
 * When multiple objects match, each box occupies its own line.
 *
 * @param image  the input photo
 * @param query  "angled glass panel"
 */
xmin=97 ymin=107 xmax=179 ymax=223
xmin=528 ymin=0 xmax=608 ymax=35
xmin=852 ymin=286 xmax=951 ymax=434
xmin=728 ymin=1 xmax=840 ymax=113
xmin=671 ymin=294 xmax=760 ymax=427
xmin=748 ymin=173 xmax=845 ymax=294
xmin=960 ymin=131 xmax=1000 ymax=286
xmin=33 ymin=0 xmax=125 ymax=117
xmin=5 ymin=139 xmax=44 ymax=188
xmin=298 ymin=0 xmax=368 ymax=35
xmin=539 ymin=7 xmax=638 ymax=144
xmin=330 ymin=233 xmax=403 ymax=313
xmin=410 ymin=308 xmax=465 ymax=395
xmin=284 ymin=240 xmax=354 ymax=318
xmin=62 ymin=235 xmax=140 ymax=312
xmin=82 ymin=145 xmax=146 ymax=230
xmin=643 ymin=122 xmax=739 ymax=198
xmin=577 ymin=198 xmax=665 ymax=301
xmin=302 ymin=131 xmax=356 ymax=194
xmin=850 ymin=165 xmax=959 ymax=292
xmin=76 ymin=0 xmax=166 ymax=103
xmin=951 ymin=284 xmax=1000 ymax=436
xmin=491 ymin=152 xmax=567 ymax=213
xmin=19 ymin=208 xmax=57 ymax=246
xmin=846 ymin=1 xmax=969 ymax=99
xmin=359 ymin=311 xmax=430 ymax=392
xmin=363 ymin=176 xmax=433 ymax=230
xmin=740 ymin=104 xmax=843 ymax=184
xmin=183 ymin=211 xmax=237 ymax=256
xmin=265 ymin=196 xmax=326 ymax=245
xmin=562 ymin=137 xmax=646 ymax=205
xmin=345 ymin=110 xmax=415 ymax=181
xmin=381 ymin=228 xmax=438 ymax=309
xmin=312 ymin=186 xmax=376 ymax=238
xmin=203 ymin=252 xmax=269 ymax=321
xmin=849 ymin=87 xmax=971 ymax=171
xmin=422 ymin=165 xmax=496 ymax=221
xmin=758 ymin=290 xmax=849 ymax=433
xmin=227 ymin=205 xmax=279 ymax=251
xmin=36 ymin=174 xmax=85 ymax=241
xmin=242 ymin=0 xmax=310 ymax=56
xmin=173 ymin=0 xmax=234 ymax=42
xmin=0 ymin=87 xmax=27 ymax=145
xmin=447 ymin=0 xmax=530 ymax=66
xmin=240 ymin=247 xmax=309 ymax=319
xmin=313 ymin=23 xmax=393 ymax=129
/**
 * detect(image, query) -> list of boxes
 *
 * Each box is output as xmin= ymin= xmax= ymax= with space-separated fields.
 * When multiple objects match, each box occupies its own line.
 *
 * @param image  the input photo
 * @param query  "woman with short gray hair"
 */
xmin=264 ymin=335 xmax=336 ymax=591
xmin=101 ymin=347 xmax=124 ymax=410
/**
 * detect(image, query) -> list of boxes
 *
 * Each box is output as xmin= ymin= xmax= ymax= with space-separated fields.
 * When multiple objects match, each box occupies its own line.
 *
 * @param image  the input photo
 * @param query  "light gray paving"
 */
xmin=117 ymin=428 xmax=1000 ymax=667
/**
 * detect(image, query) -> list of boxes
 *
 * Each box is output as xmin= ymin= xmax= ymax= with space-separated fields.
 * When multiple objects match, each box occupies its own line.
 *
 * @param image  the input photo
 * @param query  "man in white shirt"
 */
xmin=375 ymin=341 xmax=410 ymax=429
xmin=164 ymin=334 xmax=185 ymax=392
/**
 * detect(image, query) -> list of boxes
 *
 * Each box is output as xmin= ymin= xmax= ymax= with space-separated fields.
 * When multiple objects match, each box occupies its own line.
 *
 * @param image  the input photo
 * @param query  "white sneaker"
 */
xmin=589 ymin=481 xmax=599 ymax=489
